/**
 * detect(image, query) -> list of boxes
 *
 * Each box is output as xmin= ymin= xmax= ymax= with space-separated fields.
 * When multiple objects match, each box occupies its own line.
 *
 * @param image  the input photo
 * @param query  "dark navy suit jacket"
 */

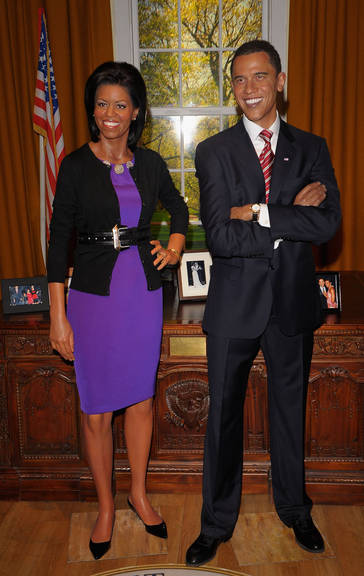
xmin=196 ymin=119 xmax=341 ymax=338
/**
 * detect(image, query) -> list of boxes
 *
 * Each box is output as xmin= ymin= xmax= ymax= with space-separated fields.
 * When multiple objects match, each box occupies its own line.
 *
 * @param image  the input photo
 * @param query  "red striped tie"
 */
xmin=259 ymin=129 xmax=274 ymax=203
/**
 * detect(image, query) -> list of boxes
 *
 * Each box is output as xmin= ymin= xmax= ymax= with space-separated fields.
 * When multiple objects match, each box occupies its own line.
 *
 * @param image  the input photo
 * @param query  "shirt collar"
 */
xmin=243 ymin=111 xmax=280 ymax=151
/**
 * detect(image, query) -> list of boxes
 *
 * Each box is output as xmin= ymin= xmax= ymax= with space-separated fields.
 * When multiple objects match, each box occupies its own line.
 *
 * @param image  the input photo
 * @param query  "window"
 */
xmin=135 ymin=1 xmax=261 ymax=233
xmin=111 ymin=0 xmax=288 ymax=247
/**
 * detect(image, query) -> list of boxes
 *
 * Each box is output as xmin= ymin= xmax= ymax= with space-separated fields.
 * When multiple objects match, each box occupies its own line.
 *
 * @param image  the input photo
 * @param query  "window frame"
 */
xmin=110 ymin=0 xmax=289 ymax=200
xmin=111 ymin=0 xmax=289 ymax=78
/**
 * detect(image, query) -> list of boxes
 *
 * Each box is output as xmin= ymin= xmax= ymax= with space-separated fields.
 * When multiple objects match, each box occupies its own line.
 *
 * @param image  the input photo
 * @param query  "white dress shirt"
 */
xmin=243 ymin=112 xmax=282 ymax=248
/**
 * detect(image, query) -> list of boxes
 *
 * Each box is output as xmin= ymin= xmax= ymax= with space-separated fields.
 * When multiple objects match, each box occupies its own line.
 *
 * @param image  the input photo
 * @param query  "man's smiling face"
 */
xmin=231 ymin=51 xmax=286 ymax=129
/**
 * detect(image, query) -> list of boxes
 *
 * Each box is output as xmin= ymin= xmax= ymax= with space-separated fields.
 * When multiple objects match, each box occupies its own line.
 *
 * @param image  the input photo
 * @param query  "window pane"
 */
xmin=184 ymin=172 xmax=208 ymax=250
xmin=186 ymin=222 xmax=207 ymax=251
xmin=184 ymin=116 xmax=220 ymax=168
xmin=182 ymin=52 xmax=219 ymax=106
xmin=170 ymin=171 xmax=181 ymax=191
xmin=222 ymin=114 xmax=240 ymax=130
xmin=151 ymin=172 xmax=182 ymax=245
xmin=138 ymin=0 xmax=178 ymax=49
xmin=222 ymin=50 xmax=235 ymax=105
xmin=143 ymin=116 xmax=181 ymax=169
xmin=222 ymin=0 xmax=262 ymax=47
xmin=140 ymin=53 xmax=179 ymax=106
xmin=184 ymin=171 xmax=200 ymax=219
xmin=181 ymin=0 xmax=219 ymax=49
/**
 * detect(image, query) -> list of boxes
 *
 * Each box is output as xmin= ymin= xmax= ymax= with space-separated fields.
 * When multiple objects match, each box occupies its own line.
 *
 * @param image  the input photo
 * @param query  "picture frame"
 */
xmin=1 ymin=276 xmax=49 ymax=315
xmin=177 ymin=250 xmax=212 ymax=301
xmin=316 ymin=271 xmax=342 ymax=312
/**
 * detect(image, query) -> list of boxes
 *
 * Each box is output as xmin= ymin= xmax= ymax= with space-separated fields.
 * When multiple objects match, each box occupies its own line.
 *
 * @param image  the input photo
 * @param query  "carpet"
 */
xmin=68 ymin=507 xmax=334 ymax=568
xmin=231 ymin=512 xmax=335 ymax=565
xmin=68 ymin=509 xmax=168 ymax=562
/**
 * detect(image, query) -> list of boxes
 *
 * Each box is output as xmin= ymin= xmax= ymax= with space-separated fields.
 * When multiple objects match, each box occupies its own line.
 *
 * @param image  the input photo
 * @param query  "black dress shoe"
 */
xmin=127 ymin=498 xmax=168 ymax=539
xmin=292 ymin=517 xmax=325 ymax=553
xmin=186 ymin=533 xmax=226 ymax=566
xmin=89 ymin=538 xmax=111 ymax=560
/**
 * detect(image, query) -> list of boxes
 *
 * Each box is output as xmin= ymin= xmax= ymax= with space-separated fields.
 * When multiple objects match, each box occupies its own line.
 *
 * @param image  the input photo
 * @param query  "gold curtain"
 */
xmin=287 ymin=0 xmax=364 ymax=270
xmin=0 ymin=0 xmax=113 ymax=288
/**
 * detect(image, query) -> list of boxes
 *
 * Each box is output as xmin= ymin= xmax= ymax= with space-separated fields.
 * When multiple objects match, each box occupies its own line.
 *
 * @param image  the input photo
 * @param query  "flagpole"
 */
xmin=33 ymin=7 xmax=65 ymax=267
xmin=39 ymin=135 xmax=46 ymax=266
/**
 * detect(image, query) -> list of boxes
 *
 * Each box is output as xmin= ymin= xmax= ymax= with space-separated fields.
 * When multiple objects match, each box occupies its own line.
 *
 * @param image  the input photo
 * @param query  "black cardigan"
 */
xmin=47 ymin=144 xmax=189 ymax=294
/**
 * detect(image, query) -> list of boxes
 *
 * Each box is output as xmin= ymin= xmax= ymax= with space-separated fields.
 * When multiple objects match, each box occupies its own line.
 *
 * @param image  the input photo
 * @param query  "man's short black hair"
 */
xmin=230 ymin=39 xmax=282 ymax=77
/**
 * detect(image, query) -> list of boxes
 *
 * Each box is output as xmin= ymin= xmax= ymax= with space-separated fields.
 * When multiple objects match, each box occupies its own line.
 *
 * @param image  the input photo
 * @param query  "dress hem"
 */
xmin=80 ymin=392 xmax=155 ymax=415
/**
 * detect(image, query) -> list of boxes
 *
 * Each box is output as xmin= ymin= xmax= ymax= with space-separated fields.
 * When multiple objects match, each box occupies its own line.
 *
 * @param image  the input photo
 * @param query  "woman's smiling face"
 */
xmin=93 ymin=83 xmax=139 ymax=142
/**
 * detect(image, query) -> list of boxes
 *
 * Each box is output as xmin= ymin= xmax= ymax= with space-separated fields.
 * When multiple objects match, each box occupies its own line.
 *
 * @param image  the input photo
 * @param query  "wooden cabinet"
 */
xmin=0 ymin=272 xmax=363 ymax=502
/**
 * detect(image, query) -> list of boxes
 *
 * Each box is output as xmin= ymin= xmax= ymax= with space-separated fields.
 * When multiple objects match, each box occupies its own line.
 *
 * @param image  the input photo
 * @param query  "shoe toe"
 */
xmin=293 ymin=518 xmax=325 ymax=553
xmin=89 ymin=538 xmax=111 ymax=560
xmin=145 ymin=520 xmax=168 ymax=539
xmin=186 ymin=534 xmax=220 ymax=566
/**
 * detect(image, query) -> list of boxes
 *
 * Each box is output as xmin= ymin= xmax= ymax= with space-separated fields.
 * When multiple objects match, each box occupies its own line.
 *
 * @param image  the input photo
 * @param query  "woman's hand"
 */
xmin=48 ymin=282 xmax=74 ymax=362
xmin=50 ymin=316 xmax=75 ymax=362
xmin=150 ymin=240 xmax=180 ymax=270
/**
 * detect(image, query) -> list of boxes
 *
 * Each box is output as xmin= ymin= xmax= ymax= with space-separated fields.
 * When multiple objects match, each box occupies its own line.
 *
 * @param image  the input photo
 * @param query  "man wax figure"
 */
xmin=186 ymin=39 xmax=341 ymax=567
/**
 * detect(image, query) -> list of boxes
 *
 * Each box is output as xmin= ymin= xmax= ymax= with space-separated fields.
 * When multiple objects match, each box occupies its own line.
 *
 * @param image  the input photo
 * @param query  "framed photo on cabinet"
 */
xmin=316 ymin=271 xmax=341 ymax=311
xmin=177 ymin=250 xmax=212 ymax=301
xmin=1 ymin=276 xmax=49 ymax=314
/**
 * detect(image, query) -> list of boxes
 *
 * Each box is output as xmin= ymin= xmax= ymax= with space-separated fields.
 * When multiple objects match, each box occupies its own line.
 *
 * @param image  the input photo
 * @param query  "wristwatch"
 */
xmin=251 ymin=203 xmax=261 ymax=222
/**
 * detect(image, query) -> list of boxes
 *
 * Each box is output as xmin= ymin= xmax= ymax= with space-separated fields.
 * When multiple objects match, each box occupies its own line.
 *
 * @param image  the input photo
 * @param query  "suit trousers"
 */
xmin=201 ymin=317 xmax=313 ymax=539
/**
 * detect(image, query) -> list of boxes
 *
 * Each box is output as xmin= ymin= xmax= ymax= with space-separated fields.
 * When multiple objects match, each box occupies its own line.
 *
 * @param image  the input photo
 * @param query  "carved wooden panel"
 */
xmin=314 ymin=332 xmax=364 ymax=357
xmin=0 ymin=272 xmax=363 ymax=501
xmin=154 ymin=365 xmax=209 ymax=457
xmin=306 ymin=365 xmax=364 ymax=459
xmin=6 ymin=335 xmax=53 ymax=357
xmin=8 ymin=361 xmax=80 ymax=462
xmin=0 ymin=360 xmax=11 ymax=465
xmin=113 ymin=410 xmax=127 ymax=457
xmin=243 ymin=363 xmax=269 ymax=454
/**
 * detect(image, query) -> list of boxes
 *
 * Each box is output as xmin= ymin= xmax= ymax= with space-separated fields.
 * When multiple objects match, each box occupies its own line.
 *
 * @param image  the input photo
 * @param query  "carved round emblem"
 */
xmin=165 ymin=379 xmax=209 ymax=430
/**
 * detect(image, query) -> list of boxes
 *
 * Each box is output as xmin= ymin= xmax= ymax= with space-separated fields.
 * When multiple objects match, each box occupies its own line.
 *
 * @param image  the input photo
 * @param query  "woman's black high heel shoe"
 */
xmin=127 ymin=498 xmax=168 ymax=539
xmin=89 ymin=537 xmax=111 ymax=560
xmin=89 ymin=514 xmax=115 ymax=560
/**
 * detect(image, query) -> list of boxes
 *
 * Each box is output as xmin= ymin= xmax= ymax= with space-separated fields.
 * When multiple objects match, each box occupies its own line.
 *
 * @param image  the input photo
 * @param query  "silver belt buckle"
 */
xmin=112 ymin=225 xmax=121 ymax=251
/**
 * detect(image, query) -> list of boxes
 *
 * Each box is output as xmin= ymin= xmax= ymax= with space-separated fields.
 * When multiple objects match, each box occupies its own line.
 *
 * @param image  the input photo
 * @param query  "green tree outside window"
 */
xmin=138 ymin=0 xmax=262 ymax=248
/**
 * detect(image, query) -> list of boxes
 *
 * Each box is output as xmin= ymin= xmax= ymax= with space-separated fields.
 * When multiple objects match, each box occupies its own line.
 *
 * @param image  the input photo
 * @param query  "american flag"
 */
xmin=33 ymin=8 xmax=65 ymax=241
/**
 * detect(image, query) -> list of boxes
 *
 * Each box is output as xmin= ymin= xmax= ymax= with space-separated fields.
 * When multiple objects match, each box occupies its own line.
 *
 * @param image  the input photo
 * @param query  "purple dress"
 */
xmin=67 ymin=163 xmax=163 ymax=414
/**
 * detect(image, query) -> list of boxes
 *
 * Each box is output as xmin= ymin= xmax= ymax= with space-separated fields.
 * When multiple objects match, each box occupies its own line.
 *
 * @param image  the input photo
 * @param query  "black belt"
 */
xmin=78 ymin=225 xmax=150 ymax=251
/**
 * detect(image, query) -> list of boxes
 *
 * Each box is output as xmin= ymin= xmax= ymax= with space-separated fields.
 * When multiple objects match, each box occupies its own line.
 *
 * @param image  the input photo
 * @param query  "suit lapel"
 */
xmin=269 ymin=120 xmax=296 ymax=204
xmin=230 ymin=121 xmax=266 ymax=203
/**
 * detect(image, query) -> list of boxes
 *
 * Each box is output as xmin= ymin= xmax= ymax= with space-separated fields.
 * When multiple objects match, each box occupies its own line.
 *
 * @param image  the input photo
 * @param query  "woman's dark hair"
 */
xmin=84 ymin=61 xmax=147 ymax=149
xmin=230 ymin=39 xmax=282 ymax=77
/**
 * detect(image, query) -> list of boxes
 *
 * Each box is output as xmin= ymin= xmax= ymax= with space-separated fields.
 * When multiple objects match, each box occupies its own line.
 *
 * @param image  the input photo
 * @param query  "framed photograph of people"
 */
xmin=316 ymin=272 xmax=342 ymax=311
xmin=1 ymin=276 xmax=49 ymax=314
xmin=177 ymin=250 xmax=212 ymax=301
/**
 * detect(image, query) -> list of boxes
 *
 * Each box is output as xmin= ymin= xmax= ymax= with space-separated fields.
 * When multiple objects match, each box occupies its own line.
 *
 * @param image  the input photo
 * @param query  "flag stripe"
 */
xmin=33 ymin=8 xmax=65 ymax=241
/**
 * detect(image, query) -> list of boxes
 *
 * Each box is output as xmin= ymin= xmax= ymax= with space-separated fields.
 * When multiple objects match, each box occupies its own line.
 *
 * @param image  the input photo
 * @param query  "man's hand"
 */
xmin=230 ymin=181 xmax=326 ymax=222
xmin=230 ymin=205 xmax=253 ymax=221
xmin=293 ymin=182 xmax=327 ymax=207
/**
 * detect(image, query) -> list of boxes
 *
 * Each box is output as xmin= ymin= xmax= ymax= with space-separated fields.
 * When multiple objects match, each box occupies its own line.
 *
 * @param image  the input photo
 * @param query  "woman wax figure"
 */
xmin=47 ymin=61 xmax=189 ymax=560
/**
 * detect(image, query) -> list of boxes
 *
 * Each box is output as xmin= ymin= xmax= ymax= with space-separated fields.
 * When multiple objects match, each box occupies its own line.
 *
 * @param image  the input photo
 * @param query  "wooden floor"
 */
xmin=0 ymin=493 xmax=363 ymax=576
